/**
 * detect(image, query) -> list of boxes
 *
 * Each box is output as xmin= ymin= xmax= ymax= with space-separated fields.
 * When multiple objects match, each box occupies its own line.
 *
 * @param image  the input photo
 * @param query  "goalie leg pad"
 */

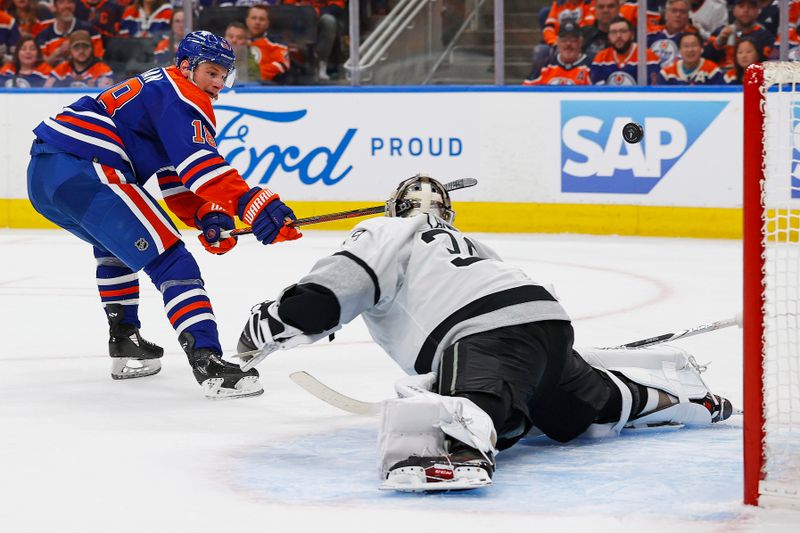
xmin=378 ymin=385 xmax=497 ymax=491
xmin=577 ymin=345 xmax=735 ymax=428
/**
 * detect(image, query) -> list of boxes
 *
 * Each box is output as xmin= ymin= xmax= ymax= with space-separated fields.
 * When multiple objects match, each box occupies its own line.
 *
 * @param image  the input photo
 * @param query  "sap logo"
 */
xmin=215 ymin=105 xmax=354 ymax=186
xmin=791 ymin=108 xmax=800 ymax=198
xmin=561 ymin=100 xmax=727 ymax=194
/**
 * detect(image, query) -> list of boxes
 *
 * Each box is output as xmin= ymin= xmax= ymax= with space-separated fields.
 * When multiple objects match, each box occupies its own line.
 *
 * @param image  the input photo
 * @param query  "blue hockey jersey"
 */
xmin=33 ymin=65 xmax=250 ymax=224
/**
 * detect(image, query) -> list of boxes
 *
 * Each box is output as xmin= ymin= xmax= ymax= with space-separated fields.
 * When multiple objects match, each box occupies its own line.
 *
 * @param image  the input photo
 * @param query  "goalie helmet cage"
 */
xmin=743 ymin=62 xmax=800 ymax=510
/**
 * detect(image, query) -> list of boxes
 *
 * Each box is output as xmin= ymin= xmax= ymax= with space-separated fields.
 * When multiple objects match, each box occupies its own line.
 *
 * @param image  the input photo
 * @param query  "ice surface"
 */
xmin=1 ymin=229 xmax=797 ymax=532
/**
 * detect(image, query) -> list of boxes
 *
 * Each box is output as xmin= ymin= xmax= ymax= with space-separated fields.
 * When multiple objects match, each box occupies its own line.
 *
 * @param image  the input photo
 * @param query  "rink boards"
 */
xmin=0 ymin=86 xmax=744 ymax=238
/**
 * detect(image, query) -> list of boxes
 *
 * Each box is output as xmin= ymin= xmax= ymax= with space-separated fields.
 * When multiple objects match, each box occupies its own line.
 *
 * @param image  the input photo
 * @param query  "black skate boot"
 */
xmin=691 ymin=393 xmax=737 ymax=423
xmin=106 ymin=304 xmax=163 ymax=380
xmin=383 ymin=440 xmax=494 ymax=492
xmin=179 ymin=332 xmax=263 ymax=400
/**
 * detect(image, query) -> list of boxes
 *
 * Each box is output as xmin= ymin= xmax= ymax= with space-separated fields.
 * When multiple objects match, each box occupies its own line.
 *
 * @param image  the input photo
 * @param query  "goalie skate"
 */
xmin=380 ymin=449 xmax=494 ymax=493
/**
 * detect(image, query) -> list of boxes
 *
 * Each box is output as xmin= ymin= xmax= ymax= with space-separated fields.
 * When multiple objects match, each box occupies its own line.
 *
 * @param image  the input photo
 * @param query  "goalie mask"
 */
xmin=385 ymin=174 xmax=455 ymax=223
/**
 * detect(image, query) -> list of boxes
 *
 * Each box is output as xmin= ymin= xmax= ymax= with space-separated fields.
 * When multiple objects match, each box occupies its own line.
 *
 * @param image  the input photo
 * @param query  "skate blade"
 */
xmin=111 ymin=358 xmax=162 ymax=380
xmin=379 ymin=477 xmax=492 ymax=492
xmin=202 ymin=376 xmax=264 ymax=400
xmin=380 ymin=467 xmax=492 ymax=492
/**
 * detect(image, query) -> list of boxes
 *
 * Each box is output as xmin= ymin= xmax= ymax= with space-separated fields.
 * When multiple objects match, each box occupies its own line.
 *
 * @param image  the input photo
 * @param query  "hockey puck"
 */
xmin=622 ymin=122 xmax=644 ymax=144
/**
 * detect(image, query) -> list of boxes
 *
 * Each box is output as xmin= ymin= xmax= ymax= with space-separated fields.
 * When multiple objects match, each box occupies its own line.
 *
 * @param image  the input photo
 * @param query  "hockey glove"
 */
xmin=237 ymin=187 xmax=302 ymax=245
xmin=196 ymin=202 xmax=237 ymax=255
xmin=236 ymin=298 xmax=332 ymax=370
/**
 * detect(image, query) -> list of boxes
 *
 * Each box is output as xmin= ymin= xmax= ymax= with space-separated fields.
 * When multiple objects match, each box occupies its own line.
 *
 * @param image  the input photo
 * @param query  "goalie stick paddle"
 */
xmin=218 ymin=178 xmax=478 ymax=239
xmin=608 ymin=314 xmax=743 ymax=349
xmin=289 ymin=371 xmax=382 ymax=416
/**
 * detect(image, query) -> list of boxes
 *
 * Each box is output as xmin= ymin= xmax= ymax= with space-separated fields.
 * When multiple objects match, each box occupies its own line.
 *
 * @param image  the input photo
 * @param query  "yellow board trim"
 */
xmin=1 ymin=198 xmax=742 ymax=239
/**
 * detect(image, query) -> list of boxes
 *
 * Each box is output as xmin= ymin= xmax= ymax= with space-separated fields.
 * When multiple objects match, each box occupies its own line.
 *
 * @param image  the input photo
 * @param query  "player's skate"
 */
xmin=381 ymin=442 xmax=494 ymax=492
xmin=179 ymin=332 xmax=263 ymax=400
xmin=107 ymin=304 xmax=163 ymax=380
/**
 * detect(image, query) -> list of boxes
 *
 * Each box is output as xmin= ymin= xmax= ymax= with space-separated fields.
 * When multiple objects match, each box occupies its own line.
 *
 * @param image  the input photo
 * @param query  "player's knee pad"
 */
xmin=378 ymin=374 xmax=497 ymax=478
xmin=578 ymin=345 xmax=724 ymax=430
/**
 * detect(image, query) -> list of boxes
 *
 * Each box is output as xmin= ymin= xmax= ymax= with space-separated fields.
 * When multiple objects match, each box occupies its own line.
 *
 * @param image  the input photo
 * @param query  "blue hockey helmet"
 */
xmin=175 ymin=31 xmax=236 ymax=78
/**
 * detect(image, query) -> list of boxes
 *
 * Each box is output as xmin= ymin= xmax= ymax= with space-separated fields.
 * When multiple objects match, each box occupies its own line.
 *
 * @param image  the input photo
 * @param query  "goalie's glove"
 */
xmin=196 ymin=202 xmax=237 ymax=255
xmin=236 ymin=296 xmax=333 ymax=371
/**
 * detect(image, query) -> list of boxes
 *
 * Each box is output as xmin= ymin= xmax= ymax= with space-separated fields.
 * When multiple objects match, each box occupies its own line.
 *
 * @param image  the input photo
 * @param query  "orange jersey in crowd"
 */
xmin=657 ymin=58 xmax=725 ymax=85
xmin=619 ymin=2 xmax=662 ymax=30
xmin=249 ymin=37 xmax=290 ymax=81
xmin=590 ymin=43 xmax=660 ymax=85
xmin=48 ymin=59 xmax=113 ymax=87
xmin=542 ymin=0 xmax=596 ymax=46
xmin=36 ymin=19 xmax=104 ymax=60
xmin=16 ymin=16 xmax=49 ymax=38
xmin=0 ymin=61 xmax=51 ymax=87
xmin=523 ymin=55 xmax=592 ymax=85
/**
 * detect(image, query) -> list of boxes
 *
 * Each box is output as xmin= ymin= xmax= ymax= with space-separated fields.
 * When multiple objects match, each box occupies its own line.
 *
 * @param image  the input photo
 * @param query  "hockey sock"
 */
xmin=94 ymin=247 xmax=140 ymax=328
xmin=609 ymin=370 xmax=676 ymax=419
xmin=144 ymin=242 xmax=222 ymax=354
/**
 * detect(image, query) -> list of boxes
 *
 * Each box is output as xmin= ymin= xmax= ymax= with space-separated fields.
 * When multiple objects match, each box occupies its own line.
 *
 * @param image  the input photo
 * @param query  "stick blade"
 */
xmin=289 ymin=371 xmax=382 ymax=416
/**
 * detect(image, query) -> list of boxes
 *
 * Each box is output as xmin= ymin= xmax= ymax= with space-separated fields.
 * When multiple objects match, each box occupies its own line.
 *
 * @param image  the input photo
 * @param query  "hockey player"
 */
xmin=27 ymin=31 xmax=301 ymax=400
xmin=236 ymin=175 xmax=736 ymax=491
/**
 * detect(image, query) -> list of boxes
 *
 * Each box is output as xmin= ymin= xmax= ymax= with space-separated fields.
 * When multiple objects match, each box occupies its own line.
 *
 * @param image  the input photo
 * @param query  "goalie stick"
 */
xmin=218 ymin=178 xmax=478 ymax=239
xmin=289 ymin=371 xmax=381 ymax=415
xmin=607 ymin=314 xmax=743 ymax=349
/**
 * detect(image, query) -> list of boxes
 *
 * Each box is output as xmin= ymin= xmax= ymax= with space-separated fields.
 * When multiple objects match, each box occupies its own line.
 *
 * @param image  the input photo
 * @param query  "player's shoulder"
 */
xmin=0 ymin=62 xmax=14 ymax=75
xmin=152 ymin=65 xmax=216 ymax=128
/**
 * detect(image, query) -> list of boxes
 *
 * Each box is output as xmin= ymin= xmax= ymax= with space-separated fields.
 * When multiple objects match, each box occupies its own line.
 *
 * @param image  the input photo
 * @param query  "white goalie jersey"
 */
xmin=295 ymin=214 xmax=570 ymax=375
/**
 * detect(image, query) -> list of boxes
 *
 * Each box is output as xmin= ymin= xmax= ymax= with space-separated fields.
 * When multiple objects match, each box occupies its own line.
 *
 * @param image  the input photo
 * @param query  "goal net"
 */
xmin=743 ymin=62 xmax=800 ymax=510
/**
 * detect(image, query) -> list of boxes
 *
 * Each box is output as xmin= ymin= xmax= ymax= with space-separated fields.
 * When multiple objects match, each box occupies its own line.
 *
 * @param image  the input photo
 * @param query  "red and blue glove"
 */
xmin=195 ymin=202 xmax=238 ymax=255
xmin=237 ymin=187 xmax=302 ymax=245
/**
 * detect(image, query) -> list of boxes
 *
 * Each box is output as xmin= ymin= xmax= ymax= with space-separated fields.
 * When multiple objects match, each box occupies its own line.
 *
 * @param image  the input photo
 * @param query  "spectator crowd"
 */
xmin=0 ymin=0 xmax=358 ymax=88
xmin=524 ymin=0 xmax=780 ymax=85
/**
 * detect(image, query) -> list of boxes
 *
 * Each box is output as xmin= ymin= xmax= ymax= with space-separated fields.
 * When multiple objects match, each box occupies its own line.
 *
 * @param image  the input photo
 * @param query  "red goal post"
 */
xmin=743 ymin=62 xmax=800 ymax=510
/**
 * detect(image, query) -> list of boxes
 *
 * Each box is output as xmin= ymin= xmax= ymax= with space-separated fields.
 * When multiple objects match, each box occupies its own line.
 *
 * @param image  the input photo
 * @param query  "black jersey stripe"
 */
xmin=333 ymin=251 xmax=381 ymax=305
xmin=414 ymin=285 xmax=557 ymax=374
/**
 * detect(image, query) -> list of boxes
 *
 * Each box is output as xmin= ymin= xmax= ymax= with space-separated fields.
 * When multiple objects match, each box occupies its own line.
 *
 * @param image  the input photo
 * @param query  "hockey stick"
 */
xmin=218 ymin=178 xmax=478 ymax=239
xmin=607 ymin=314 xmax=743 ymax=349
xmin=289 ymin=371 xmax=382 ymax=416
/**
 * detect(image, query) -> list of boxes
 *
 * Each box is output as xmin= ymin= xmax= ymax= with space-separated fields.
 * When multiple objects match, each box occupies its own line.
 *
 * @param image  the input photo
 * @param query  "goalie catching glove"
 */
xmin=236 ymin=292 xmax=336 ymax=370
xmin=195 ymin=202 xmax=237 ymax=254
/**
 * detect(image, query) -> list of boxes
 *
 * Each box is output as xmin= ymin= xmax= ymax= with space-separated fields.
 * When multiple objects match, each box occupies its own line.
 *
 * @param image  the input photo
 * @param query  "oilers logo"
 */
xmin=650 ymin=38 xmax=679 ymax=65
xmin=606 ymin=71 xmax=637 ymax=86
xmin=549 ymin=77 xmax=577 ymax=85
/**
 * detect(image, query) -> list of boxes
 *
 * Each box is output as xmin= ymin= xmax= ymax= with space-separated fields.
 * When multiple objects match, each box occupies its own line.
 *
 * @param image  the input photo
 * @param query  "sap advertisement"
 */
xmin=0 ymin=88 xmax=742 ymax=208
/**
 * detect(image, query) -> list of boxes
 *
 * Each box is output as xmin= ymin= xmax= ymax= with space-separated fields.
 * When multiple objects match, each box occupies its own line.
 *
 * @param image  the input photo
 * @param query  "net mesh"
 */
xmin=760 ymin=62 xmax=800 ymax=490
